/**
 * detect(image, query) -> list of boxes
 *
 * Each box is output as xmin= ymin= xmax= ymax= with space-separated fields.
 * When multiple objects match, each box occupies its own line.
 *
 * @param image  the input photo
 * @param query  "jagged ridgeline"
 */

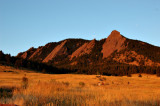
xmin=14 ymin=30 xmax=160 ymax=75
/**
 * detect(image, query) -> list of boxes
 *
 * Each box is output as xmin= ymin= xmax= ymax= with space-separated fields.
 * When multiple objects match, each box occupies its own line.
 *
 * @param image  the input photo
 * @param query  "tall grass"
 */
xmin=1 ymin=66 xmax=160 ymax=106
xmin=1 ymin=80 xmax=160 ymax=106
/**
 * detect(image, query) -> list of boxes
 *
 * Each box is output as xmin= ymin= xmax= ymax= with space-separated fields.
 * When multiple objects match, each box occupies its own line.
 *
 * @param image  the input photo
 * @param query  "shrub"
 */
xmin=22 ymin=74 xmax=28 ymax=89
xmin=62 ymin=81 xmax=70 ymax=87
xmin=0 ymin=87 xmax=14 ymax=98
xmin=79 ymin=82 xmax=85 ymax=87
xmin=138 ymin=74 xmax=142 ymax=77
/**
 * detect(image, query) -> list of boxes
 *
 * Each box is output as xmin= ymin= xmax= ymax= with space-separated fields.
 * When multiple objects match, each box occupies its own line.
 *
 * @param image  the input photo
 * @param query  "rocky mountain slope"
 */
xmin=17 ymin=30 xmax=160 ymax=67
xmin=1 ymin=30 xmax=160 ymax=75
xmin=102 ymin=30 xmax=126 ymax=58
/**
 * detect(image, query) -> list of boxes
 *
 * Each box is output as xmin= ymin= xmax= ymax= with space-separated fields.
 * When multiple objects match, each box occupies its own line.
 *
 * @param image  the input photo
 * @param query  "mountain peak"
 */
xmin=108 ymin=30 xmax=122 ymax=39
xmin=101 ymin=30 xmax=126 ymax=58
xmin=111 ymin=30 xmax=120 ymax=34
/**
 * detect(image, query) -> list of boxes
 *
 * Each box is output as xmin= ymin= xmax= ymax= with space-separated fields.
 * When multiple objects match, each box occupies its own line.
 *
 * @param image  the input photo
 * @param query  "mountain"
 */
xmin=16 ymin=30 xmax=160 ymax=75
xmin=102 ymin=30 xmax=126 ymax=58
xmin=0 ymin=50 xmax=74 ymax=74
xmin=17 ymin=47 xmax=36 ymax=59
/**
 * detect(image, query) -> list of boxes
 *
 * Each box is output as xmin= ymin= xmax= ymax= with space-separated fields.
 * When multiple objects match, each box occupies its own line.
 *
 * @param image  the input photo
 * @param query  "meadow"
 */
xmin=0 ymin=65 xmax=160 ymax=106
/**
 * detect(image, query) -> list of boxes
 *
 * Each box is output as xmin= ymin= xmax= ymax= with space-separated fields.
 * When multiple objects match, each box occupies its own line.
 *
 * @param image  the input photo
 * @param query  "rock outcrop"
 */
xmin=70 ymin=39 xmax=95 ymax=59
xmin=102 ymin=30 xmax=126 ymax=58
xmin=17 ymin=47 xmax=36 ymax=59
xmin=42 ymin=40 xmax=68 ymax=63
xmin=29 ymin=47 xmax=43 ymax=60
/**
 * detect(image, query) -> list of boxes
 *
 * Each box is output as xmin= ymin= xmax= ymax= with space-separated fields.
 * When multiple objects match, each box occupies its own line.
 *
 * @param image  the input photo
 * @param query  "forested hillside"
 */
xmin=1 ymin=30 xmax=160 ymax=76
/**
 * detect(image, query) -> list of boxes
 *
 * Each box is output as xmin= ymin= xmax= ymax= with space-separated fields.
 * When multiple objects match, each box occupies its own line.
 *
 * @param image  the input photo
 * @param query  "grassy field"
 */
xmin=1 ymin=65 xmax=160 ymax=106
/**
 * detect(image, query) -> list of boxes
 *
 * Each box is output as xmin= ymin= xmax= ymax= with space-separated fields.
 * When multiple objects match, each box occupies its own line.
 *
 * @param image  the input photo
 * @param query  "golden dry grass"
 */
xmin=1 ymin=65 xmax=160 ymax=106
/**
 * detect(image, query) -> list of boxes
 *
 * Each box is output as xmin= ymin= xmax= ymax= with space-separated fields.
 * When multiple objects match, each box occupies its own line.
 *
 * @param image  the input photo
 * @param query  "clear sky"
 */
xmin=0 ymin=0 xmax=160 ymax=56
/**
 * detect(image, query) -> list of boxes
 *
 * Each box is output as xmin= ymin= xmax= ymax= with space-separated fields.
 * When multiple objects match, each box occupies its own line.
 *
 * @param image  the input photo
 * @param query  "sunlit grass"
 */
xmin=1 ymin=65 xmax=160 ymax=106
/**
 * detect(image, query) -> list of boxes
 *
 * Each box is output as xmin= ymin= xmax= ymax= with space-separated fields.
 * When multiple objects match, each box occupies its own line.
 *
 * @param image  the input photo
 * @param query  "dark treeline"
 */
xmin=0 ymin=51 xmax=73 ymax=74
xmin=53 ymin=49 xmax=160 ymax=76
xmin=1 ymin=50 xmax=160 ymax=76
xmin=60 ymin=59 xmax=160 ymax=76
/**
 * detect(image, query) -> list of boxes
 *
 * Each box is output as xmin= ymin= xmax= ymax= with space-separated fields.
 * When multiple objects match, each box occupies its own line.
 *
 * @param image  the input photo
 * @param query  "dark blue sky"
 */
xmin=0 ymin=0 xmax=160 ymax=56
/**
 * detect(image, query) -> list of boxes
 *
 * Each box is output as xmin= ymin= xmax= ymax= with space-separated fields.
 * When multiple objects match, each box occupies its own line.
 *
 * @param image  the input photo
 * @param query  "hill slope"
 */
xmin=16 ymin=30 xmax=160 ymax=75
xmin=17 ymin=30 xmax=160 ymax=66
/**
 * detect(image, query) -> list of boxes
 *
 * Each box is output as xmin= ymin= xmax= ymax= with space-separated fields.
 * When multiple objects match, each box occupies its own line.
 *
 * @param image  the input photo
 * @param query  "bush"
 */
xmin=62 ymin=81 xmax=70 ymax=87
xmin=22 ymin=74 xmax=28 ymax=89
xmin=138 ymin=74 xmax=142 ymax=77
xmin=0 ymin=87 xmax=14 ymax=98
xmin=79 ymin=82 xmax=85 ymax=87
